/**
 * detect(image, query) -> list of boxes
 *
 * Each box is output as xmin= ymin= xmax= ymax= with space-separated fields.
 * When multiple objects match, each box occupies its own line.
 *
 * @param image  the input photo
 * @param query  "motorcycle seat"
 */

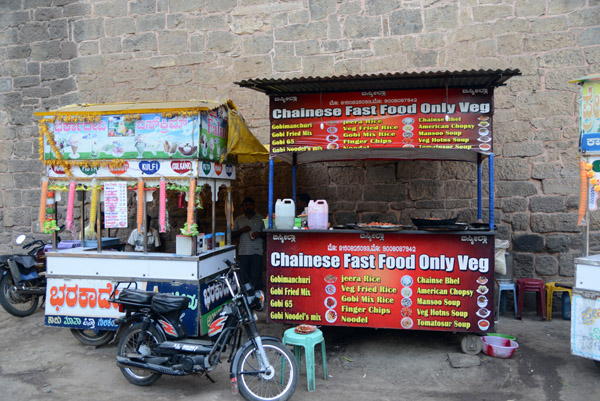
xmin=117 ymin=288 xmax=155 ymax=305
xmin=10 ymin=255 xmax=38 ymax=269
xmin=152 ymin=293 xmax=190 ymax=314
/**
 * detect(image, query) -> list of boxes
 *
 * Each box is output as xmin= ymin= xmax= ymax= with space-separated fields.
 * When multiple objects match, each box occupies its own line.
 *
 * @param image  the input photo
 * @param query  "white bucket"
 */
xmin=275 ymin=198 xmax=295 ymax=229
xmin=308 ymin=200 xmax=328 ymax=230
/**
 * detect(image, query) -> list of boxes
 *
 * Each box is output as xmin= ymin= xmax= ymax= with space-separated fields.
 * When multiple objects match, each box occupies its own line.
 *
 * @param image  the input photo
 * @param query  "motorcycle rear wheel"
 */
xmin=71 ymin=328 xmax=115 ymax=346
xmin=117 ymin=323 xmax=164 ymax=386
xmin=0 ymin=273 xmax=39 ymax=317
xmin=236 ymin=338 xmax=298 ymax=401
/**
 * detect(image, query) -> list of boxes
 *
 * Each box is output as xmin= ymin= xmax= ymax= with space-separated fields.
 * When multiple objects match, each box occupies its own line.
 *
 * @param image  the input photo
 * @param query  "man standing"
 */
xmin=232 ymin=197 xmax=265 ymax=290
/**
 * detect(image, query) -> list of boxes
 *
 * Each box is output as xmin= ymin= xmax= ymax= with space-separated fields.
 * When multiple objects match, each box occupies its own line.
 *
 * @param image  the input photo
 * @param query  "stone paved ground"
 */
xmin=1 ymin=305 xmax=598 ymax=401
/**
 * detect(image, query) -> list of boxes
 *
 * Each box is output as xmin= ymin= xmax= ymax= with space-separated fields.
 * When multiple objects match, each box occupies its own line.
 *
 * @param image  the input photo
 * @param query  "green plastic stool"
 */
xmin=282 ymin=328 xmax=327 ymax=392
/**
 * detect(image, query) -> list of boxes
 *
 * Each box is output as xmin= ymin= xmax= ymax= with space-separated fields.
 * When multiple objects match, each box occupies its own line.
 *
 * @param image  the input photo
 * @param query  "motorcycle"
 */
xmin=0 ymin=233 xmax=116 ymax=346
xmin=0 ymin=234 xmax=48 ymax=317
xmin=112 ymin=259 xmax=298 ymax=401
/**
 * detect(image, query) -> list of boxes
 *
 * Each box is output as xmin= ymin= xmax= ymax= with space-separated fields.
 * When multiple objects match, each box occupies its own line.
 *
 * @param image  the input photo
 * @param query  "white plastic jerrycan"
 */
xmin=275 ymin=198 xmax=295 ymax=229
xmin=308 ymin=199 xmax=328 ymax=230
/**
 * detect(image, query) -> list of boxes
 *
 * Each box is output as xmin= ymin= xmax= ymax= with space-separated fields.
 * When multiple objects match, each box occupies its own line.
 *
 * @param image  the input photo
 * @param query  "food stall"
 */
xmin=35 ymin=100 xmax=267 ymax=344
xmin=237 ymin=69 xmax=521 ymax=353
xmin=569 ymin=73 xmax=600 ymax=368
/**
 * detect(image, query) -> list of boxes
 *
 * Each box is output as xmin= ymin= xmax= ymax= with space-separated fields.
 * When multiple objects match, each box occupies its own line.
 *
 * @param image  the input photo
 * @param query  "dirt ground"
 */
xmin=1 ymin=305 xmax=599 ymax=401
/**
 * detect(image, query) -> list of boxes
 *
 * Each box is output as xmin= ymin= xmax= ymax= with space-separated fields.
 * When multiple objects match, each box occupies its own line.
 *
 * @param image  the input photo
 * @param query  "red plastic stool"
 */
xmin=516 ymin=278 xmax=546 ymax=320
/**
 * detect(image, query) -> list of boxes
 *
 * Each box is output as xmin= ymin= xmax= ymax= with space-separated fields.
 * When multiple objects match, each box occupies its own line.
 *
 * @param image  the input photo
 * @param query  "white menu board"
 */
xmin=103 ymin=182 xmax=128 ymax=228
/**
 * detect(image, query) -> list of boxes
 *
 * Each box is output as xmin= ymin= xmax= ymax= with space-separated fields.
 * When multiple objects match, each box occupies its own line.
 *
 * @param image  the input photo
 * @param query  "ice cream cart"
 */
xmin=570 ymin=74 xmax=600 ymax=368
xmin=35 ymin=100 xmax=267 ymax=345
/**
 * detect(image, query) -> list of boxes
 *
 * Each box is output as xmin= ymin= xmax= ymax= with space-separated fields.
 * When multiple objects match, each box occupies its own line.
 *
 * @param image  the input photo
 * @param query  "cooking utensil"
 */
xmin=411 ymin=217 xmax=457 ymax=228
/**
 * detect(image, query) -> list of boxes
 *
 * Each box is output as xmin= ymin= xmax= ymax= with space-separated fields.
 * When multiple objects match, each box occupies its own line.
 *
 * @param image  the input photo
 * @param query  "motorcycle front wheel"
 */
xmin=0 ymin=273 xmax=39 ymax=317
xmin=71 ymin=328 xmax=115 ymax=346
xmin=117 ymin=323 xmax=164 ymax=386
xmin=236 ymin=338 xmax=298 ymax=401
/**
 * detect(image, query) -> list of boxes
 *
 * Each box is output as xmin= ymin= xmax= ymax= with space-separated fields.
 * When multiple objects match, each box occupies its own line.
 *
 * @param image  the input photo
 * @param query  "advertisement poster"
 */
xmin=269 ymin=88 xmax=493 ymax=155
xmin=45 ymin=278 xmax=125 ymax=330
xmin=44 ymin=279 xmax=202 ymax=335
xmin=267 ymin=232 xmax=494 ymax=333
xmin=200 ymin=108 xmax=228 ymax=162
xmin=103 ymin=181 xmax=128 ymax=228
xmin=579 ymin=81 xmax=600 ymax=153
xmin=571 ymin=294 xmax=600 ymax=361
xmin=43 ymin=113 xmax=201 ymax=160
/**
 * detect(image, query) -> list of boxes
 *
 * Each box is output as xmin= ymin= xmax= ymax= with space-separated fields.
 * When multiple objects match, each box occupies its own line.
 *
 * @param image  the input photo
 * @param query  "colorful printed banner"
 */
xmin=267 ymin=231 xmax=494 ymax=333
xmin=269 ymin=88 xmax=493 ymax=155
xmin=46 ymin=160 xmax=236 ymax=180
xmin=43 ymin=108 xmax=228 ymax=162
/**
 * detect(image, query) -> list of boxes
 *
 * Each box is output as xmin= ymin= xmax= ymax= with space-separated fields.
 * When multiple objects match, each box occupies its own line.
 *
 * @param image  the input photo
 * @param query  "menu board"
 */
xmin=267 ymin=232 xmax=494 ymax=333
xmin=269 ymin=88 xmax=493 ymax=155
xmin=103 ymin=182 xmax=128 ymax=228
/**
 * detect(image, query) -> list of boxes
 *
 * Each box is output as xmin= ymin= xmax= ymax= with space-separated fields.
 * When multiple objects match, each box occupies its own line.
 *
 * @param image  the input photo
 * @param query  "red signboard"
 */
xmin=267 ymin=231 xmax=494 ymax=333
xmin=269 ymin=88 xmax=493 ymax=154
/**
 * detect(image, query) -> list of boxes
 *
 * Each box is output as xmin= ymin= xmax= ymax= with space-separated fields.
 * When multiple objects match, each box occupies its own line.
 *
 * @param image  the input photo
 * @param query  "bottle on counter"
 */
xmin=275 ymin=198 xmax=295 ymax=229
xmin=308 ymin=200 xmax=328 ymax=230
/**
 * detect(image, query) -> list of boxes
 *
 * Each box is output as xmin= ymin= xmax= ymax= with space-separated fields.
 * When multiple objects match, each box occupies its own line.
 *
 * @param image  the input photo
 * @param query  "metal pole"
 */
xmin=477 ymin=153 xmax=482 ymax=221
xmin=143 ymin=191 xmax=147 ymax=254
xmin=489 ymin=153 xmax=495 ymax=230
xmin=292 ymin=153 xmax=297 ymax=205
xmin=80 ymin=189 xmax=85 ymax=244
xmin=212 ymin=179 xmax=216 ymax=250
xmin=268 ymin=158 xmax=274 ymax=229
xmin=226 ymin=186 xmax=232 ymax=245
xmin=96 ymin=188 xmax=101 ymax=253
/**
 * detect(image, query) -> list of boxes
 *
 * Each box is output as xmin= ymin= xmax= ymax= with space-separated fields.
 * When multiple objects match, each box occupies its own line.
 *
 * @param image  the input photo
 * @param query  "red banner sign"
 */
xmin=269 ymin=88 xmax=493 ymax=155
xmin=267 ymin=231 xmax=494 ymax=333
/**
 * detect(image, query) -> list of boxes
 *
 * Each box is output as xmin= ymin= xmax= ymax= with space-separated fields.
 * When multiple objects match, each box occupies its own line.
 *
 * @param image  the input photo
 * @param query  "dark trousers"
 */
xmin=238 ymin=254 xmax=263 ymax=291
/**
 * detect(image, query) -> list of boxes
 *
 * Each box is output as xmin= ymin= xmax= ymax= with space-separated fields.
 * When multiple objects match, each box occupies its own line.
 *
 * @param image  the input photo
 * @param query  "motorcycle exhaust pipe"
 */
xmin=116 ymin=356 xmax=186 ymax=376
xmin=13 ymin=287 xmax=45 ymax=296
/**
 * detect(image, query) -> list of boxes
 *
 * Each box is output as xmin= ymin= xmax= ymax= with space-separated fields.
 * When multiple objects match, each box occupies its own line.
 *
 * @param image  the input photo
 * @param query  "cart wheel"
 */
xmin=460 ymin=334 xmax=482 ymax=355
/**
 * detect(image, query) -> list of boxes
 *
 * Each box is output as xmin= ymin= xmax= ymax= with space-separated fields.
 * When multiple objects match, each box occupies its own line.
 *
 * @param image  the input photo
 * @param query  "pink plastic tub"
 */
xmin=481 ymin=336 xmax=519 ymax=358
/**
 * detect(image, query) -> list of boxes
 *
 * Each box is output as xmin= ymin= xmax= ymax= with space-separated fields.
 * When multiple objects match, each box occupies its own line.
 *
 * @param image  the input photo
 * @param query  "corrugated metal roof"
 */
xmin=236 ymin=69 xmax=521 ymax=95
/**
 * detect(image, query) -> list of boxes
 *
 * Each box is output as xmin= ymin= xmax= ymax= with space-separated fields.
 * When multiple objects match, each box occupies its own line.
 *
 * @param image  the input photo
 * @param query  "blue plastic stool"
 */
xmin=282 ymin=328 xmax=327 ymax=392
xmin=497 ymin=282 xmax=517 ymax=318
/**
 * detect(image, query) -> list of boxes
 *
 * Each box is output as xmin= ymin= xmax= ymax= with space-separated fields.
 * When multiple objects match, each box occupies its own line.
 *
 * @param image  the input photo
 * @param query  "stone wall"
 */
xmin=1 ymin=0 xmax=599 ymax=281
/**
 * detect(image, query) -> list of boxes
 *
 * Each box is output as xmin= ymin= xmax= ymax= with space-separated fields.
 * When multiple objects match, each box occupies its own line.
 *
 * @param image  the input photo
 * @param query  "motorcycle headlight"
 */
xmin=249 ymin=290 xmax=265 ymax=311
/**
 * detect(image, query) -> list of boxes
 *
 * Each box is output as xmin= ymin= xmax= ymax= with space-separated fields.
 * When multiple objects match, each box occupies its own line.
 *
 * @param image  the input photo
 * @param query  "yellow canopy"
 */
xmin=226 ymin=108 xmax=269 ymax=163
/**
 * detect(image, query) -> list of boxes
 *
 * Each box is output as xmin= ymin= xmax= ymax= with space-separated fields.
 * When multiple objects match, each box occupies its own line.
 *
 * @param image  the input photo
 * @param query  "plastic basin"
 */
xmin=481 ymin=336 xmax=519 ymax=358
xmin=486 ymin=333 xmax=517 ymax=341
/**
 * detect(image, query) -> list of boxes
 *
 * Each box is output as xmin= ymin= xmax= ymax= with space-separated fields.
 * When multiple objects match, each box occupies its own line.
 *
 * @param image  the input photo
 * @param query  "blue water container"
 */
xmin=561 ymin=291 xmax=571 ymax=320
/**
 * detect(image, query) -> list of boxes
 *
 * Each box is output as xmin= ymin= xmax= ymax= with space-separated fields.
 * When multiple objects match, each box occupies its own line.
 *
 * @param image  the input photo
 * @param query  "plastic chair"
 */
xmin=516 ymin=278 xmax=546 ymax=320
xmin=497 ymin=282 xmax=517 ymax=318
xmin=545 ymin=282 xmax=572 ymax=321
xmin=282 ymin=328 xmax=327 ymax=392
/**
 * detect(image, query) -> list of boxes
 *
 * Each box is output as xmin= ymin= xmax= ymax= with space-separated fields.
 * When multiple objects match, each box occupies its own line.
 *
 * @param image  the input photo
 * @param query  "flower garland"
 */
xmin=161 ymin=111 xmax=200 ymax=119
xmin=586 ymin=163 xmax=600 ymax=191
xmin=55 ymin=113 xmax=102 ymax=123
